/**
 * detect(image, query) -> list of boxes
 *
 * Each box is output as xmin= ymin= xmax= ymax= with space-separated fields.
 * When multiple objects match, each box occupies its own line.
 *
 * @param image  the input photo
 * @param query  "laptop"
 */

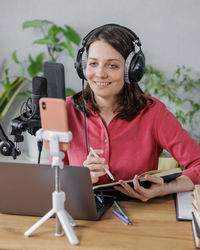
xmin=0 ymin=162 xmax=113 ymax=220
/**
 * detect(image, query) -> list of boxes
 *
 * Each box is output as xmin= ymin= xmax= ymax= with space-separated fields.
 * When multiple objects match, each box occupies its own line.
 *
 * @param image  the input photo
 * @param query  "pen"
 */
xmin=89 ymin=146 xmax=115 ymax=181
xmin=112 ymin=209 xmax=131 ymax=225
xmin=100 ymin=191 xmax=104 ymax=202
xmin=114 ymin=200 xmax=129 ymax=220
xmin=95 ymin=194 xmax=103 ymax=203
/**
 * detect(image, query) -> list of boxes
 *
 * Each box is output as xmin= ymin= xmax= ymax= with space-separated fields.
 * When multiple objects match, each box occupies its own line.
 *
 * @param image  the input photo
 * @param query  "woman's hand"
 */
xmin=114 ymin=174 xmax=166 ymax=202
xmin=83 ymin=149 xmax=108 ymax=184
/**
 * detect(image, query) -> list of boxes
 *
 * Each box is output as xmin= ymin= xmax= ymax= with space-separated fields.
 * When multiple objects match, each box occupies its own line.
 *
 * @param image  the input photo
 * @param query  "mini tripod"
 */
xmin=24 ymin=129 xmax=79 ymax=245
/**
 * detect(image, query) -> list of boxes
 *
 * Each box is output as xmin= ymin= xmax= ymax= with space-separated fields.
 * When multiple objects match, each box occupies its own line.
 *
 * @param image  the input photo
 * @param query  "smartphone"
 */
xmin=39 ymin=97 xmax=70 ymax=151
xmin=43 ymin=62 xmax=66 ymax=100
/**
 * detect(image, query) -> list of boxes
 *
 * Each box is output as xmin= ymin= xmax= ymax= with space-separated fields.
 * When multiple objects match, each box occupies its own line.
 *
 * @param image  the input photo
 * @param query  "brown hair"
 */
xmin=72 ymin=25 xmax=153 ymax=120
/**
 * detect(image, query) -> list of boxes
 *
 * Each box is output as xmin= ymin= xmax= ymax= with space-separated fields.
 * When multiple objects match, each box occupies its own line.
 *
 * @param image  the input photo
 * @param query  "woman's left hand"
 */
xmin=114 ymin=174 xmax=166 ymax=202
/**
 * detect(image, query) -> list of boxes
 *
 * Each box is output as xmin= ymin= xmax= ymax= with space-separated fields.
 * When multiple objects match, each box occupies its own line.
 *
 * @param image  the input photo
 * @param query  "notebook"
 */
xmin=0 ymin=162 xmax=113 ymax=220
xmin=174 ymin=191 xmax=194 ymax=221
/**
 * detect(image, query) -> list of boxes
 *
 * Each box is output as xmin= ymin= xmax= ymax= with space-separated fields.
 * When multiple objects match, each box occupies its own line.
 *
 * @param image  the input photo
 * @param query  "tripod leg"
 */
xmin=55 ymin=215 xmax=64 ymax=237
xmin=65 ymin=210 xmax=77 ymax=226
xmin=57 ymin=210 xmax=79 ymax=245
xmin=24 ymin=209 xmax=55 ymax=237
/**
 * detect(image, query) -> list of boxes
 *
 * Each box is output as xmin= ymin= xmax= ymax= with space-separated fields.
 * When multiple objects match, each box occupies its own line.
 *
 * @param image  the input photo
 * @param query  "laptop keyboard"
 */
xmin=95 ymin=196 xmax=114 ymax=218
xmin=96 ymin=202 xmax=104 ymax=209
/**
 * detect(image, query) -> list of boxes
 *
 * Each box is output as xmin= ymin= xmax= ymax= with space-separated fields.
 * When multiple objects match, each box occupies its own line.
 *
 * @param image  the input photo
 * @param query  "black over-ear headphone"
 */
xmin=74 ymin=23 xmax=145 ymax=84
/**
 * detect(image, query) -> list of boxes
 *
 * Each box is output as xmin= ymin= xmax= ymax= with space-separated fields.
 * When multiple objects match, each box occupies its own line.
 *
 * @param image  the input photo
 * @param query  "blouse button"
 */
xmin=104 ymin=139 xmax=107 ymax=144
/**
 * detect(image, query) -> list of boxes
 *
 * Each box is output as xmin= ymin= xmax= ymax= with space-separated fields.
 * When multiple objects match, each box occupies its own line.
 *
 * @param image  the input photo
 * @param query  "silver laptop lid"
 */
xmin=0 ymin=162 xmax=100 ymax=220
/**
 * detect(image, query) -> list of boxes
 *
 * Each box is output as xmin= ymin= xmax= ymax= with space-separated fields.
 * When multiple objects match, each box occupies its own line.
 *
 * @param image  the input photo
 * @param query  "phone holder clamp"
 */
xmin=36 ymin=129 xmax=72 ymax=169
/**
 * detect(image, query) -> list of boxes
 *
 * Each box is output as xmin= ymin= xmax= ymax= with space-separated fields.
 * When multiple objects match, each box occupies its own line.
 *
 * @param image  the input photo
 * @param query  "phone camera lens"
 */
xmin=42 ymin=102 xmax=46 ymax=109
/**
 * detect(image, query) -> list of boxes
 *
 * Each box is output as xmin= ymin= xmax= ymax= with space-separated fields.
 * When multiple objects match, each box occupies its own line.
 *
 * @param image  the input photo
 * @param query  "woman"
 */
xmin=64 ymin=24 xmax=200 ymax=201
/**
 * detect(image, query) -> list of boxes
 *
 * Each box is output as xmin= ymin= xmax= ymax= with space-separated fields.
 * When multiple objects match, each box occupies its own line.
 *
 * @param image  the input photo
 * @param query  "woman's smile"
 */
xmin=94 ymin=81 xmax=112 ymax=87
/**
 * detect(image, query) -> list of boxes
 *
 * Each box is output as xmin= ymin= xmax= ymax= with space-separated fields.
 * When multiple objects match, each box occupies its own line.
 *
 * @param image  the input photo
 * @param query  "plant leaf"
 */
xmin=66 ymin=88 xmax=76 ymax=96
xmin=36 ymin=52 xmax=44 ymax=63
xmin=33 ymin=37 xmax=55 ymax=45
xmin=64 ymin=25 xmax=81 ymax=45
xmin=20 ymin=64 xmax=25 ymax=79
xmin=54 ymin=47 xmax=63 ymax=52
xmin=47 ymin=25 xmax=61 ymax=37
xmin=27 ymin=53 xmax=44 ymax=77
xmin=28 ymin=55 xmax=34 ymax=63
xmin=12 ymin=51 xmax=19 ymax=64
xmin=60 ymin=41 xmax=74 ymax=58
xmin=22 ymin=19 xmax=54 ymax=29
xmin=28 ymin=62 xmax=43 ymax=78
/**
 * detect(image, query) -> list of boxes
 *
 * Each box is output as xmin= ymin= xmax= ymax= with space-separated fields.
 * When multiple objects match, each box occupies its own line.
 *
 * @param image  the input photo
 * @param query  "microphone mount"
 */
xmin=8 ymin=96 xmax=41 ymax=144
xmin=0 ymin=124 xmax=21 ymax=159
xmin=8 ymin=115 xmax=41 ymax=143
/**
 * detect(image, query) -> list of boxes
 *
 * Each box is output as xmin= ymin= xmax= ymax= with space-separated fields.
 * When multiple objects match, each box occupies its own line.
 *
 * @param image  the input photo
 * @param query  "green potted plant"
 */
xmin=1 ymin=19 xmax=80 ymax=122
xmin=22 ymin=19 xmax=80 ymax=96
xmin=140 ymin=65 xmax=200 ymax=150
xmin=0 ymin=19 xmax=81 ymax=162
xmin=20 ymin=19 xmax=81 ymax=162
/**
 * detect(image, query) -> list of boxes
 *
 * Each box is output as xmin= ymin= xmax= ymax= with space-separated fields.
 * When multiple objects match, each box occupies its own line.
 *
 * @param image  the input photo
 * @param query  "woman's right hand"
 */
xmin=83 ymin=149 xmax=108 ymax=184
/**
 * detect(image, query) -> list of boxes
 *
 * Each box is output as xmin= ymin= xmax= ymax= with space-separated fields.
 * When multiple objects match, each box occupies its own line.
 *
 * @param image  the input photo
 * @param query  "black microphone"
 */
xmin=31 ymin=76 xmax=47 ymax=119
xmin=8 ymin=76 xmax=47 ymax=141
xmin=20 ymin=76 xmax=47 ymax=121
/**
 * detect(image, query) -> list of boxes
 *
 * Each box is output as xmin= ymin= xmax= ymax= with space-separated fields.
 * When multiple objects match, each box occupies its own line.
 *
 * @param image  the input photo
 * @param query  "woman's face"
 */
xmin=86 ymin=40 xmax=125 ymax=101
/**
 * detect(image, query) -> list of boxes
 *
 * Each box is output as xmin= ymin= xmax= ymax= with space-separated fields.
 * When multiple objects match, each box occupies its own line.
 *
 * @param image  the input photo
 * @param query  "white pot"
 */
xmin=24 ymin=133 xmax=50 ymax=164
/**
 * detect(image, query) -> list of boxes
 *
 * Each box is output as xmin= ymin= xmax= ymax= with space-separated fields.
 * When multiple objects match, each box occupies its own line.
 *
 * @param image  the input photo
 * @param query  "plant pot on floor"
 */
xmin=24 ymin=133 xmax=50 ymax=164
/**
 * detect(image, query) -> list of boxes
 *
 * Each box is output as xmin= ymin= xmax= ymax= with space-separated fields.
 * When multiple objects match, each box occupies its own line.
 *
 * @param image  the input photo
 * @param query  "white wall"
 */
xmin=0 ymin=0 xmax=200 ymax=158
xmin=1 ymin=0 xmax=200 ymax=93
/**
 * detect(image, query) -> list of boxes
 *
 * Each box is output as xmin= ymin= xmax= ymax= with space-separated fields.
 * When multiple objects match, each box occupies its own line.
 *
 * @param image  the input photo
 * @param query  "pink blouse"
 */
xmin=64 ymin=95 xmax=200 ymax=185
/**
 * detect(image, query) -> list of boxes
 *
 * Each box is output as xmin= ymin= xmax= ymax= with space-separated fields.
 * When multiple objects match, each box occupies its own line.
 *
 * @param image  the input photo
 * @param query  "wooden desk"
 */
xmin=0 ymin=195 xmax=195 ymax=250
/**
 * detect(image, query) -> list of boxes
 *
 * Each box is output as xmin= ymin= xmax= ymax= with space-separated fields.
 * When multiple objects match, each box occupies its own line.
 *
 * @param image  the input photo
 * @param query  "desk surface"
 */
xmin=0 ymin=195 xmax=195 ymax=250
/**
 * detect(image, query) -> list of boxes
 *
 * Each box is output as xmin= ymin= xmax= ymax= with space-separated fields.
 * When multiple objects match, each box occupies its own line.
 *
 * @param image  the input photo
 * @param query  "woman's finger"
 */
xmin=89 ymin=149 xmax=104 ymax=157
xmin=114 ymin=181 xmax=143 ymax=199
xmin=144 ymin=174 xmax=164 ymax=185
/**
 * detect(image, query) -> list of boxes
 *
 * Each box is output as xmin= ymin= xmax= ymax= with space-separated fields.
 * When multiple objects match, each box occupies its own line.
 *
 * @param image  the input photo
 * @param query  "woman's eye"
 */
xmin=109 ymin=64 xmax=118 ymax=69
xmin=89 ymin=62 xmax=97 ymax=67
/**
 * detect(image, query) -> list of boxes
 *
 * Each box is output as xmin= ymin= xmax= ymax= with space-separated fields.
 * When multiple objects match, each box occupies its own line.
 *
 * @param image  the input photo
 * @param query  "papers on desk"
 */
xmin=175 ymin=191 xmax=194 ymax=221
xmin=191 ymin=185 xmax=200 ymax=249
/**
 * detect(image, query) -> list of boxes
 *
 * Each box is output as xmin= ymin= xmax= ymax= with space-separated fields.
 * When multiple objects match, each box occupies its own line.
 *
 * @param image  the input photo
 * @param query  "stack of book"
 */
xmin=191 ymin=185 xmax=200 ymax=249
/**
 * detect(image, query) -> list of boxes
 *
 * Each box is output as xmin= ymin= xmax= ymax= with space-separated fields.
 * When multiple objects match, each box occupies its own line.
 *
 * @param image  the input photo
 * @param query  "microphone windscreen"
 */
xmin=31 ymin=77 xmax=47 ymax=119
xmin=32 ymin=77 xmax=47 ymax=96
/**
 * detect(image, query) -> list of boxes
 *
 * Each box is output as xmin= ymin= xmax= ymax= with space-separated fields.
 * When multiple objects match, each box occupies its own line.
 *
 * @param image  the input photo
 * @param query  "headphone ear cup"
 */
xmin=81 ymin=50 xmax=87 ymax=80
xmin=74 ymin=47 xmax=87 ymax=80
xmin=128 ymin=51 xmax=145 ymax=83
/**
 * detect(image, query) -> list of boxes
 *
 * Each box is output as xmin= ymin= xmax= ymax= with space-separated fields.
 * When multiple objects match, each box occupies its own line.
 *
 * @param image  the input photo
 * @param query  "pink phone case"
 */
xmin=39 ymin=97 xmax=70 ymax=151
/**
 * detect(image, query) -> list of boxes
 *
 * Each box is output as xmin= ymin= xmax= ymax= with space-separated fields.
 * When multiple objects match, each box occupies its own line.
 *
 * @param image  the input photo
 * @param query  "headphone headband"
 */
xmin=82 ymin=23 xmax=141 ymax=47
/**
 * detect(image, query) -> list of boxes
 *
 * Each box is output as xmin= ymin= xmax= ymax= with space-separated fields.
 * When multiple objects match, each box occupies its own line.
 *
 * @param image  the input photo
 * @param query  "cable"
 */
xmin=37 ymin=140 xmax=43 ymax=164
xmin=81 ymin=79 xmax=89 ymax=155
xmin=20 ymin=98 xmax=36 ymax=121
